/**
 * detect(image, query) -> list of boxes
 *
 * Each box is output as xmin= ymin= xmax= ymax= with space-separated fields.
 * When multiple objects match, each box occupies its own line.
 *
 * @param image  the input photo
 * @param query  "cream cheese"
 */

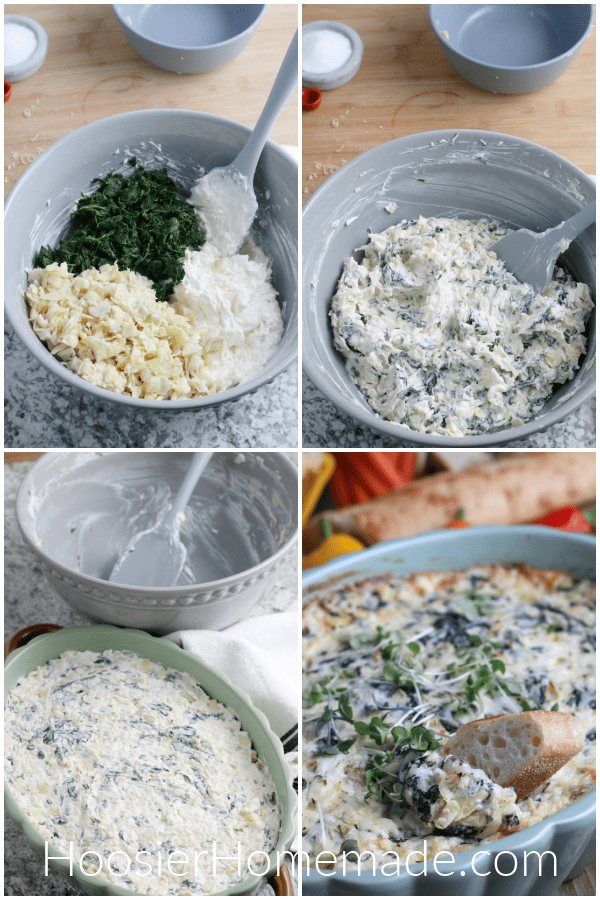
xmin=189 ymin=169 xmax=257 ymax=258
xmin=173 ymin=239 xmax=283 ymax=392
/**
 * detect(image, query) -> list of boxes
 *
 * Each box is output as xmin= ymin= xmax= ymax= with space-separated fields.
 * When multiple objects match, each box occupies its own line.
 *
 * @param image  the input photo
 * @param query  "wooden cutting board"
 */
xmin=5 ymin=3 xmax=298 ymax=199
xmin=4 ymin=453 xmax=45 ymax=463
xmin=302 ymin=4 xmax=595 ymax=204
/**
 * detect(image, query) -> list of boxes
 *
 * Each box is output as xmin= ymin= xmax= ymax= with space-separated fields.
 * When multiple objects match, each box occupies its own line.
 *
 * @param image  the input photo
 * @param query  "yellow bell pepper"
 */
xmin=302 ymin=520 xmax=365 ymax=569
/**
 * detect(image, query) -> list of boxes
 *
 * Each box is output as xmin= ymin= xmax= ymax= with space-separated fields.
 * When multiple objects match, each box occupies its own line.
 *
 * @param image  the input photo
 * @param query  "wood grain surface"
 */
xmin=5 ymin=4 xmax=299 ymax=199
xmin=4 ymin=452 xmax=45 ymax=463
xmin=556 ymin=862 xmax=596 ymax=897
xmin=302 ymin=4 xmax=595 ymax=203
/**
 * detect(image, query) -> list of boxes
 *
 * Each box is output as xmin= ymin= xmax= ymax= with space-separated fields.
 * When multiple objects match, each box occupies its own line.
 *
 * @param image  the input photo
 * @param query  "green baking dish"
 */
xmin=5 ymin=625 xmax=297 ymax=896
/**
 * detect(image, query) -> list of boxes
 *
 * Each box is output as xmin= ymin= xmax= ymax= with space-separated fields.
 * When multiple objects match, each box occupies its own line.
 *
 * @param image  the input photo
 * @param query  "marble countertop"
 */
xmin=303 ymin=376 xmax=596 ymax=448
xmin=4 ymin=456 xmax=298 ymax=896
xmin=5 ymin=324 xmax=298 ymax=448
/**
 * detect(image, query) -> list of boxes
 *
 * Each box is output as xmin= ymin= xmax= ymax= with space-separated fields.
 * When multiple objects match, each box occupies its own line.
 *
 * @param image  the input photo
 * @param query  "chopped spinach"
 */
xmin=34 ymin=159 xmax=205 ymax=302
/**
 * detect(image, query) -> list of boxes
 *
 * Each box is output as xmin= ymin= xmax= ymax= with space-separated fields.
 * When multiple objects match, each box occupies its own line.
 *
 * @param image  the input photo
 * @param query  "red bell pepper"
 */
xmin=532 ymin=505 xmax=593 ymax=533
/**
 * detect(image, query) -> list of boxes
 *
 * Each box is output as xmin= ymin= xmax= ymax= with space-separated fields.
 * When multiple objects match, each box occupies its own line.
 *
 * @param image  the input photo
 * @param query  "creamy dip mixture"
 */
xmin=330 ymin=216 xmax=593 ymax=436
xmin=5 ymin=649 xmax=280 ymax=895
xmin=302 ymin=565 xmax=595 ymax=868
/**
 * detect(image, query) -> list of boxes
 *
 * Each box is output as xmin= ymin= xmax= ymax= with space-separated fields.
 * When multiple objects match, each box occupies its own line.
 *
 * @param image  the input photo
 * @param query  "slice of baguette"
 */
xmin=442 ymin=711 xmax=584 ymax=802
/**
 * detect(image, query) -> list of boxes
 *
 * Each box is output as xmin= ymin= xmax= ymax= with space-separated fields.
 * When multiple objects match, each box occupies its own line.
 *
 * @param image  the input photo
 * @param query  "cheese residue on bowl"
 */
xmin=5 ymin=649 xmax=280 ymax=895
xmin=330 ymin=216 xmax=593 ymax=436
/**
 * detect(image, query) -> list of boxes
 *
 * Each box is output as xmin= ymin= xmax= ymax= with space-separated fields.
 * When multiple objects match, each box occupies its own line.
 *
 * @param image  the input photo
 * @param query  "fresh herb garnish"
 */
xmin=306 ymin=594 xmax=563 ymax=807
xmin=302 ymin=666 xmax=355 ymax=709
xmin=303 ymin=667 xmax=358 ymax=755
xmin=355 ymin=719 xmax=440 ymax=804
xmin=34 ymin=159 xmax=204 ymax=302
xmin=456 ymin=587 xmax=494 ymax=621
xmin=445 ymin=634 xmax=522 ymax=715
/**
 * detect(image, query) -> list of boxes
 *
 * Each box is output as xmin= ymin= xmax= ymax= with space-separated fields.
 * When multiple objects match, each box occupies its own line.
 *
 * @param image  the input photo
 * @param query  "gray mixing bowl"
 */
xmin=430 ymin=4 xmax=594 ymax=94
xmin=302 ymin=129 xmax=596 ymax=447
xmin=113 ymin=4 xmax=267 ymax=74
xmin=302 ymin=526 xmax=596 ymax=894
xmin=15 ymin=451 xmax=298 ymax=633
xmin=5 ymin=109 xmax=297 ymax=410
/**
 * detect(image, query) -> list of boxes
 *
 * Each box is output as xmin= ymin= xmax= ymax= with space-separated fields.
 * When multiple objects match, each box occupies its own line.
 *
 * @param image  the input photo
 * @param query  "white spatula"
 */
xmin=492 ymin=201 xmax=595 ymax=293
xmin=189 ymin=30 xmax=298 ymax=256
xmin=109 ymin=452 xmax=213 ymax=587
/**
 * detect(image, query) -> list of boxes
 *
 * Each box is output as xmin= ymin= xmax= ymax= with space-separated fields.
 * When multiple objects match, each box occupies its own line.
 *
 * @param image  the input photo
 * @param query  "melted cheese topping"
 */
xmin=330 ymin=217 xmax=593 ymax=436
xmin=401 ymin=751 xmax=519 ymax=840
xmin=5 ymin=649 xmax=280 ymax=894
xmin=302 ymin=565 xmax=595 ymax=867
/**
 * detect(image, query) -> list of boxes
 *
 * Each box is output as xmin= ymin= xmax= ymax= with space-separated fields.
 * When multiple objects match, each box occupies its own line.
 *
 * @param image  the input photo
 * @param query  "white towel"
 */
xmin=165 ymin=610 xmax=298 ymax=738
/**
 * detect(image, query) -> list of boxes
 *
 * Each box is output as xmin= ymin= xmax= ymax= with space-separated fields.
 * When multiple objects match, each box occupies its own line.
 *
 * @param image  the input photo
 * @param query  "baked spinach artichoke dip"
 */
xmin=330 ymin=217 xmax=593 ymax=436
xmin=302 ymin=565 xmax=595 ymax=875
xmin=5 ymin=649 xmax=280 ymax=894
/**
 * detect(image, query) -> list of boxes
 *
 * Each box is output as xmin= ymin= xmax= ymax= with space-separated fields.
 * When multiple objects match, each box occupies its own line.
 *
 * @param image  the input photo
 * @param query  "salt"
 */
xmin=5 ymin=22 xmax=37 ymax=67
xmin=303 ymin=29 xmax=352 ymax=74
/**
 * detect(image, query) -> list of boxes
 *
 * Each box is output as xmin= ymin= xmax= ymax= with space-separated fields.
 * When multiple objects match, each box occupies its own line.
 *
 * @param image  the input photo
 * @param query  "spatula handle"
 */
xmin=233 ymin=30 xmax=298 ymax=180
xmin=164 ymin=452 xmax=213 ymax=528
xmin=555 ymin=200 xmax=596 ymax=244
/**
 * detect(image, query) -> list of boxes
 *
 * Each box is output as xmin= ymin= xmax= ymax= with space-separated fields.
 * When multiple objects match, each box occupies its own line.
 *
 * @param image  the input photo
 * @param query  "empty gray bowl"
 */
xmin=16 ymin=451 xmax=298 ymax=634
xmin=113 ymin=4 xmax=267 ymax=74
xmin=302 ymin=129 xmax=595 ymax=448
xmin=430 ymin=4 xmax=594 ymax=94
xmin=4 ymin=108 xmax=297 ymax=411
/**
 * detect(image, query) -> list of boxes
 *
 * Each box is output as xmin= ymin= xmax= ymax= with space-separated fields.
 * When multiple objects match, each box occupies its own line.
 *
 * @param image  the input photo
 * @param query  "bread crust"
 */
xmin=443 ymin=711 xmax=585 ymax=802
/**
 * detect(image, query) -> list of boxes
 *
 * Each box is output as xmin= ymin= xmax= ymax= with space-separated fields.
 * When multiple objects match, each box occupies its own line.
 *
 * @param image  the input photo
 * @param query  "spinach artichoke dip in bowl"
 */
xmin=302 ymin=130 xmax=595 ymax=446
xmin=5 ymin=109 xmax=297 ymax=410
xmin=302 ymin=527 xmax=595 ymax=894
xmin=5 ymin=626 xmax=297 ymax=896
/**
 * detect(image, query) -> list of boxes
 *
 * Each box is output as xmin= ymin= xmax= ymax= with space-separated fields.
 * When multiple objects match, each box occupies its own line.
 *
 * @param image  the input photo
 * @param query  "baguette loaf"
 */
xmin=443 ymin=711 xmax=585 ymax=802
xmin=303 ymin=451 xmax=595 ymax=550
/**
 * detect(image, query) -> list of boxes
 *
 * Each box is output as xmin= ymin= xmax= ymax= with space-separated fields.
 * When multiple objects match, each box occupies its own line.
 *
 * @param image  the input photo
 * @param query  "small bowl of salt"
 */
xmin=4 ymin=14 xmax=48 ymax=83
xmin=302 ymin=21 xmax=363 ymax=90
